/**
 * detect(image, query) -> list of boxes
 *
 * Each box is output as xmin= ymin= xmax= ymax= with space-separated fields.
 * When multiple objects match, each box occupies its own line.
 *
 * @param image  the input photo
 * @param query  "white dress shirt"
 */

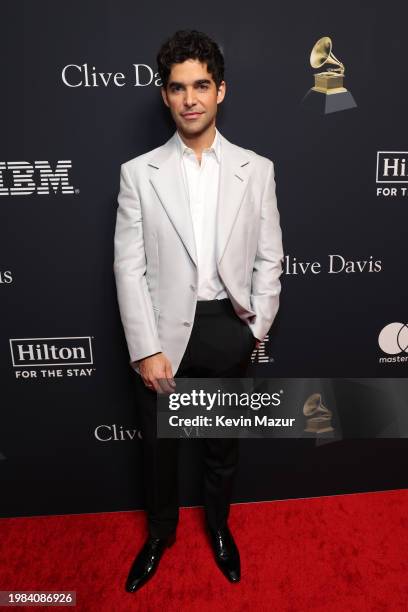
xmin=175 ymin=127 xmax=228 ymax=301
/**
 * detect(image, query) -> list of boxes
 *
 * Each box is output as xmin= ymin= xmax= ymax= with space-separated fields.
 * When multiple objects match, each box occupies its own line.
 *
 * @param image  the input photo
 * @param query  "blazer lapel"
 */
xmin=148 ymin=132 xmax=198 ymax=266
xmin=216 ymin=133 xmax=251 ymax=263
xmin=147 ymin=130 xmax=252 ymax=267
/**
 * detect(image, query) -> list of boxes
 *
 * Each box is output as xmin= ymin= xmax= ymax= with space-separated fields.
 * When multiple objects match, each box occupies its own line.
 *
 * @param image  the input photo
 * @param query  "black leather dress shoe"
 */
xmin=207 ymin=524 xmax=241 ymax=583
xmin=125 ymin=532 xmax=176 ymax=593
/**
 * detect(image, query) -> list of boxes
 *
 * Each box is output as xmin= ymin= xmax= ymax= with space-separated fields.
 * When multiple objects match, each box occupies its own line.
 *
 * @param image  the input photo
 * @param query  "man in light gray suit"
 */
xmin=114 ymin=29 xmax=283 ymax=593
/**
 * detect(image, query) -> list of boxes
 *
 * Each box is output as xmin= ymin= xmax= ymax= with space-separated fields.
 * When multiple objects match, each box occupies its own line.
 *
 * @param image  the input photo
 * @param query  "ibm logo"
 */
xmin=10 ymin=337 xmax=93 ymax=367
xmin=0 ymin=160 xmax=74 ymax=195
xmin=250 ymin=334 xmax=272 ymax=364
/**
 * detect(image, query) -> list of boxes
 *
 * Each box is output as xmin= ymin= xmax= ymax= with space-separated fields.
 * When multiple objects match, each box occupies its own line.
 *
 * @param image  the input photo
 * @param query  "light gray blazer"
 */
xmin=113 ymin=129 xmax=284 ymax=375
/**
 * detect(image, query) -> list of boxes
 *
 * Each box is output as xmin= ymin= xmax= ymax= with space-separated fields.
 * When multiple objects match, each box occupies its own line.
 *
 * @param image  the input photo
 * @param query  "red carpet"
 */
xmin=1 ymin=490 xmax=408 ymax=611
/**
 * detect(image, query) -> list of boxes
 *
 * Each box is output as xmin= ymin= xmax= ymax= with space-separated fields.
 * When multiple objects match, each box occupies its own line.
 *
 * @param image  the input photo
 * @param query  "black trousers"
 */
xmin=134 ymin=297 xmax=256 ymax=538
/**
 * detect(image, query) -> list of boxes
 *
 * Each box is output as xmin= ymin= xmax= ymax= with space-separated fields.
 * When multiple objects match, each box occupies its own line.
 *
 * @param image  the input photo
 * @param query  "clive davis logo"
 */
xmin=10 ymin=336 xmax=95 ymax=379
xmin=0 ymin=161 xmax=75 ymax=196
xmin=376 ymin=152 xmax=408 ymax=197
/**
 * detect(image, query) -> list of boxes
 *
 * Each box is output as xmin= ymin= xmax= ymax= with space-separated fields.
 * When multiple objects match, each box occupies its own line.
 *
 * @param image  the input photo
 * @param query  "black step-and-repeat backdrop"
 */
xmin=2 ymin=1 xmax=407 ymax=517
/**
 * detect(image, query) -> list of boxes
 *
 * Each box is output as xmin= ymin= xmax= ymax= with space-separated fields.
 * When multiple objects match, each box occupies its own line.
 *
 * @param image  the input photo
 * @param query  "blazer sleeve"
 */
xmin=113 ymin=163 xmax=162 ymax=364
xmin=249 ymin=159 xmax=284 ymax=341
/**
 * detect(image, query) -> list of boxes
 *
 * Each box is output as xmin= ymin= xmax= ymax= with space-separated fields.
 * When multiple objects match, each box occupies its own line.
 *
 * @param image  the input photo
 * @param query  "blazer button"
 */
xmin=190 ymin=285 xmax=196 ymax=291
xmin=183 ymin=322 xmax=191 ymax=327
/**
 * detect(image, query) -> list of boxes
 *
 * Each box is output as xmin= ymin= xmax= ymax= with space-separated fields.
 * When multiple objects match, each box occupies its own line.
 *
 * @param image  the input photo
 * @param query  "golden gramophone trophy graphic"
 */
xmin=303 ymin=393 xmax=335 ymax=434
xmin=303 ymin=36 xmax=357 ymax=114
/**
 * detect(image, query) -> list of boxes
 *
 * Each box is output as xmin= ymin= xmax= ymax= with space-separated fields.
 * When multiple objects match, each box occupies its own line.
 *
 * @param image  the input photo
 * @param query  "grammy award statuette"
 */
xmin=302 ymin=36 xmax=357 ymax=114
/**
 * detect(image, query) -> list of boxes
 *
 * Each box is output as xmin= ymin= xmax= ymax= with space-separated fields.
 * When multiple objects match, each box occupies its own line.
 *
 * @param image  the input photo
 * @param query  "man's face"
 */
xmin=161 ymin=58 xmax=225 ymax=136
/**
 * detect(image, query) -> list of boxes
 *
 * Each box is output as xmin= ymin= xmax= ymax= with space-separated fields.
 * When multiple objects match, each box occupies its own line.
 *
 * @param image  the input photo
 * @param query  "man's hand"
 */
xmin=134 ymin=352 xmax=176 ymax=394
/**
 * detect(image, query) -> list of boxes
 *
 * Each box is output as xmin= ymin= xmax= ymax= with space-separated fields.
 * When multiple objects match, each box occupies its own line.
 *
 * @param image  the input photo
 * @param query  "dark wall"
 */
xmin=1 ymin=0 xmax=407 ymax=517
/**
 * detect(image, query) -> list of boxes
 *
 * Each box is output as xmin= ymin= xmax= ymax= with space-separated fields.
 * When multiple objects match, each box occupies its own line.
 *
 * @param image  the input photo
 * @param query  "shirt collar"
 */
xmin=175 ymin=127 xmax=221 ymax=164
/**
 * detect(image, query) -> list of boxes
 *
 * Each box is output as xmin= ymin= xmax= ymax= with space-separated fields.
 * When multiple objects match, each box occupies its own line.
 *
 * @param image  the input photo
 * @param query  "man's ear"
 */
xmin=161 ymin=87 xmax=169 ymax=108
xmin=217 ymin=80 xmax=226 ymax=104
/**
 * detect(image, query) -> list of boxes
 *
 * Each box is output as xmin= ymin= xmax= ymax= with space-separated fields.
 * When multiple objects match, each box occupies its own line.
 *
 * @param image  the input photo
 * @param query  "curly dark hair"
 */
xmin=156 ymin=29 xmax=225 ymax=90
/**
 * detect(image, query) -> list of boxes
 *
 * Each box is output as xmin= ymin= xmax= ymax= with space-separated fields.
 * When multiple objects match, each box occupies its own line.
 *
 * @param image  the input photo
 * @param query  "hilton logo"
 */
xmin=376 ymin=152 xmax=408 ymax=197
xmin=0 ymin=161 xmax=75 ymax=196
xmin=10 ymin=337 xmax=95 ymax=379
